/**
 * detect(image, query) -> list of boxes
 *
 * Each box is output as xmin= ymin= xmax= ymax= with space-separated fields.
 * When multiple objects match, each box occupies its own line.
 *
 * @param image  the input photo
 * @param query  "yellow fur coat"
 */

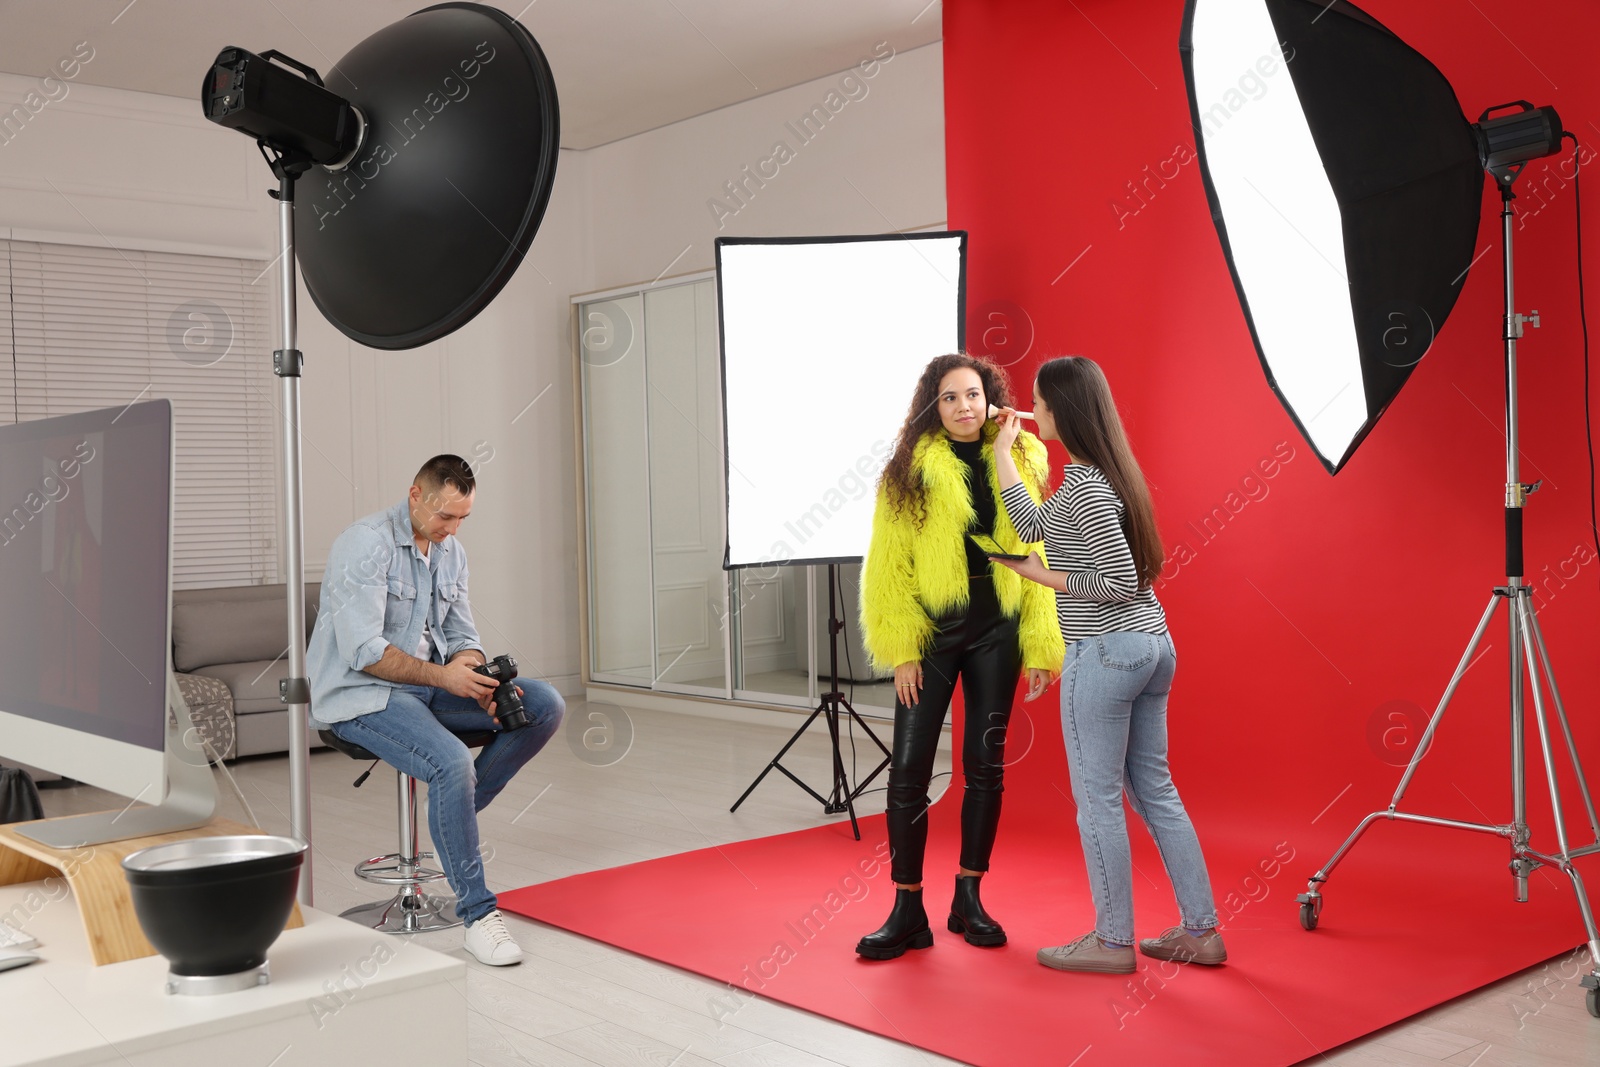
xmin=859 ymin=423 xmax=1064 ymax=673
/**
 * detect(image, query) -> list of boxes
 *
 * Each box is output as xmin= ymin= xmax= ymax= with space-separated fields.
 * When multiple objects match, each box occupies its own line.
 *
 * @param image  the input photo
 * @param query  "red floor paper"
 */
xmin=501 ymin=765 xmax=1592 ymax=1067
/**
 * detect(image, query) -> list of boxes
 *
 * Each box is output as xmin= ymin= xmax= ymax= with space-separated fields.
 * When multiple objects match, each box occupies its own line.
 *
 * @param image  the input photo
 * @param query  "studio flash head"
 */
xmin=203 ymin=47 xmax=366 ymax=170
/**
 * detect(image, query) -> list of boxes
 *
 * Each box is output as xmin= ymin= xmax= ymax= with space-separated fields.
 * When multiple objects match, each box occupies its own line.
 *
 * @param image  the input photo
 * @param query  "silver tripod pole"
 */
xmin=274 ymin=168 xmax=314 ymax=907
xmin=1295 ymin=183 xmax=1600 ymax=1017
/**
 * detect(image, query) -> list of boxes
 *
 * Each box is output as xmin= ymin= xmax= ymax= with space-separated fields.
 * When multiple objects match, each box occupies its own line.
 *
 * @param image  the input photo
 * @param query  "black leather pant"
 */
xmin=886 ymin=577 xmax=1022 ymax=885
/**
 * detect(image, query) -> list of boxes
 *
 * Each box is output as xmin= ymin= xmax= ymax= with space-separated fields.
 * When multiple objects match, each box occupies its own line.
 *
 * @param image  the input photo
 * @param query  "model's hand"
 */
xmin=1023 ymin=667 xmax=1056 ymax=702
xmin=894 ymin=661 xmax=923 ymax=706
xmin=441 ymin=659 xmax=499 ymax=703
xmin=992 ymin=408 xmax=1023 ymax=454
xmin=990 ymin=551 xmax=1052 ymax=587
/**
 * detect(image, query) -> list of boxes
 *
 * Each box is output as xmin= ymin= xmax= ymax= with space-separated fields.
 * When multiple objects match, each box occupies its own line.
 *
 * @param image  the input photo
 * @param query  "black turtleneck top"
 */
xmin=951 ymin=436 xmax=996 ymax=577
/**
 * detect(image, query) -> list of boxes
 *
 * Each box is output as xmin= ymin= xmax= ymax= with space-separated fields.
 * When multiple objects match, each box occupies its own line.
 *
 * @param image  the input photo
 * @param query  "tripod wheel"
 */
xmin=1587 ymin=987 xmax=1598 ymax=1019
xmin=1298 ymin=898 xmax=1321 ymax=932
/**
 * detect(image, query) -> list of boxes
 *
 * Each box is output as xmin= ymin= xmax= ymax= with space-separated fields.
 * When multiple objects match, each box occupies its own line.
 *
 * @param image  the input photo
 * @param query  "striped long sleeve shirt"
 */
xmin=999 ymin=464 xmax=1167 ymax=643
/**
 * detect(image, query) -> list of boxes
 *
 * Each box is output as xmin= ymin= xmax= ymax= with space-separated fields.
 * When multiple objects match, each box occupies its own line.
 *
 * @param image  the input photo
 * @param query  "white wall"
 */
xmin=0 ymin=71 xmax=273 ymax=258
xmin=585 ymin=40 xmax=945 ymax=289
xmin=0 ymin=38 xmax=945 ymax=702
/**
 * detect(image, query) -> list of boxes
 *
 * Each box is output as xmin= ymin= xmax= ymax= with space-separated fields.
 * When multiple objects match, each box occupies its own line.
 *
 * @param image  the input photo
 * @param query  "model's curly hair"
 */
xmin=879 ymin=352 xmax=1015 ymax=527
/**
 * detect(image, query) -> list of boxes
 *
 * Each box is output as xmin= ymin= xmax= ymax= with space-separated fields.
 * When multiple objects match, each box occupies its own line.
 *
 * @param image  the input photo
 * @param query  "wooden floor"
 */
xmin=36 ymin=697 xmax=1600 ymax=1067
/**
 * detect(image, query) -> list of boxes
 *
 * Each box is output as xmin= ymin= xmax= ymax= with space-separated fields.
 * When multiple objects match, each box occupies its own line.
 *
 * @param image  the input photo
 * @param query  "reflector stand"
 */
xmin=730 ymin=565 xmax=891 ymax=839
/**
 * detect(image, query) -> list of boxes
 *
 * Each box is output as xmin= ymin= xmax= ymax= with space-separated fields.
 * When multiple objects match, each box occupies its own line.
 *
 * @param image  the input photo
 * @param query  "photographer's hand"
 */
xmin=441 ymin=658 xmax=499 ymax=703
xmin=474 ymin=683 xmax=524 ymax=717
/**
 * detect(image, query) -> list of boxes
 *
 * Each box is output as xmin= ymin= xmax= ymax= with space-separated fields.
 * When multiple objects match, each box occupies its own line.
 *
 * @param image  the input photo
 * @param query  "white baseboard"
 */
xmin=581 ymin=683 xmax=952 ymax=750
xmin=546 ymin=672 xmax=586 ymax=698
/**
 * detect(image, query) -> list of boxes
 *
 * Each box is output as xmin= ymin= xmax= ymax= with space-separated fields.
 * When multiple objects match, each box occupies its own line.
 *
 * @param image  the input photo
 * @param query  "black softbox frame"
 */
xmin=1180 ymin=0 xmax=1483 ymax=473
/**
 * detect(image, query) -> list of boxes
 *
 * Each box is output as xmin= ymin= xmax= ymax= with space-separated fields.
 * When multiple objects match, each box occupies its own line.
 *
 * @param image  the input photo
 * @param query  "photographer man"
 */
xmin=308 ymin=454 xmax=564 ymax=965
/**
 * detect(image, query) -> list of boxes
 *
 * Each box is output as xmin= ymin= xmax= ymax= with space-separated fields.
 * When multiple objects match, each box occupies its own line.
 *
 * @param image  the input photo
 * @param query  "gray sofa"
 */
xmin=171 ymin=583 xmax=328 ymax=759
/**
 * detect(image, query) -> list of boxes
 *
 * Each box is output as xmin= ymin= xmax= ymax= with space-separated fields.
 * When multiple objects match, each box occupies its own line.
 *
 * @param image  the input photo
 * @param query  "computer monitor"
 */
xmin=0 ymin=399 xmax=214 ymax=848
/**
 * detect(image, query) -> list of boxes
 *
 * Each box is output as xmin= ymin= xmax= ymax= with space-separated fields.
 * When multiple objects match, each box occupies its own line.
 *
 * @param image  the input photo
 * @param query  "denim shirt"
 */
xmin=307 ymin=498 xmax=483 ymax=725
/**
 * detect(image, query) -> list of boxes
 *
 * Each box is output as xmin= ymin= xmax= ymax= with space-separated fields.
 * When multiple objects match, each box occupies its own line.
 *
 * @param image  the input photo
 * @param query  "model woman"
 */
xmin=856 ymin=353 xmax=1064 ymax=960
xmin=991 ymin=355 xmax=1224 ymax=974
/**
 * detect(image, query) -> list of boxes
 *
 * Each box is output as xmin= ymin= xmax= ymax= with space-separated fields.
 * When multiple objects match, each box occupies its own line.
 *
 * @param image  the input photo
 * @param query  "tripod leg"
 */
xmin=1524 ymin=605 xmax=1600 ymax=843
xmin=1297 ymin=811 xmax=1386 ymax=929
xmin=839 ymin=697 xmax=893 ymax=801
xmin=731 ymin=705 xmax=828 ymax=813
xmin=1510 ymin=592 xmax=1530 ymax=902
xmin=1306 ymin=812 xmax=1389 ymax=885
xmin=1550 ymin=859 xmax=1600 ymax=1016
xmin=841 ymin=699 xmax=893 ymax=759
xmin=821 ymin=700 xmax=861 ymax=839
xmin=824 ymin=703 xmax=845 ymax=810
xmin=1390 ymin=594 xmax=1503 ymax=807
xmin=831 ymin=706 xmax=860 ymax=841
xmin=1517 ymin=598 xmax=1577 ymax=862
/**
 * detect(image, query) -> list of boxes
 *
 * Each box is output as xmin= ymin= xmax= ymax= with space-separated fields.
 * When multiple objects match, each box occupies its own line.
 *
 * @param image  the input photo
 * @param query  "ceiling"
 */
xmin=0 ymin=0 xmax=942 ymax=149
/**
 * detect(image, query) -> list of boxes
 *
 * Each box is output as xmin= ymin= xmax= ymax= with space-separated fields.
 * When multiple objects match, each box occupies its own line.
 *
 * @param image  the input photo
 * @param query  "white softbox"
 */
xmin=716 ymin=232 xmax=967 ymax=568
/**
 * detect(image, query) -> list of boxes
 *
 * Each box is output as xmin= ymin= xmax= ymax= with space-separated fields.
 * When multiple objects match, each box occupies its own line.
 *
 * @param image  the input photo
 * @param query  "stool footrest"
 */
xmin=322 ymin=742 xmax=496 ymax=935
xmin=355 ymin=853 xmax=449 ymax=887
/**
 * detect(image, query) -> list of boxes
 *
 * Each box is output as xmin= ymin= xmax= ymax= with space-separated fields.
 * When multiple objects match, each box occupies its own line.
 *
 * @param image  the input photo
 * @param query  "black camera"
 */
xmin=473 ymin=655 xmax=528 ymax=731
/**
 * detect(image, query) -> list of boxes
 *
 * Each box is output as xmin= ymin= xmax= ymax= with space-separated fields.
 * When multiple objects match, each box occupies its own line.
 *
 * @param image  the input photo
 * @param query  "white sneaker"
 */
xmin=463 ymin=910 xmax=523 ymax=966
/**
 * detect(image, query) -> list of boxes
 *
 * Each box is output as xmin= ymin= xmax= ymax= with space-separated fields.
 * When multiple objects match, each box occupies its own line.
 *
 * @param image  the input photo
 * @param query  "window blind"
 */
xmin=0 ymin=239 xmax=277 ymax=589
xmin=0 ymin=243 xmax=14 ymax=424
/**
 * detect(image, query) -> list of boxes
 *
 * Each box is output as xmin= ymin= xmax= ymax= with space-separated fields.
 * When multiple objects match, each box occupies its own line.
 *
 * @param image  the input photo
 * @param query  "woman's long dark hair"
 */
xmin=1035 ymin=356 xmax=1164 ymax=589
xmin=880 ymin=352 xmax=1015 ymax=527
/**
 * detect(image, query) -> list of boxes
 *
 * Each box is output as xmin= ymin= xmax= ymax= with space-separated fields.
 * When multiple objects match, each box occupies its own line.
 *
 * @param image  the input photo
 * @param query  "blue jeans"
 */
xmin=329 ymin=677 xmax=564 ymax=925
xmin=1061 ymin=631 xmax=1217 ymax=945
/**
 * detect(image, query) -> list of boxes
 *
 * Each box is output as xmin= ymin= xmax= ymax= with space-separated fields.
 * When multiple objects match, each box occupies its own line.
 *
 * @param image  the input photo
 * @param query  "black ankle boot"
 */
xmin=856 ymin=888 xmax=934 ymax=959
xmin=948 ymin=874 xmax=1006 ymax=946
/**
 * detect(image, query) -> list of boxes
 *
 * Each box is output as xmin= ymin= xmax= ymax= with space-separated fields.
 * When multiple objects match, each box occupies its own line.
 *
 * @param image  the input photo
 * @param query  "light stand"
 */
xmin=730 ymin=564 xmax=891 ymax=839
xmin=268 ymin=148 xmax=315 ymax=907
xmin=203 ymin=8 xmax=563 ymax=908
xmin=1297 ymin=175 xmax=1600 ymax=1017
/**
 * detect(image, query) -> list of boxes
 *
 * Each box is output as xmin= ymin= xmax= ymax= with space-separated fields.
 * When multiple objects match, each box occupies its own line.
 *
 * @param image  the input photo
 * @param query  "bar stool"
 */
xmin=319 ymin=728 xmax=496 ymax=933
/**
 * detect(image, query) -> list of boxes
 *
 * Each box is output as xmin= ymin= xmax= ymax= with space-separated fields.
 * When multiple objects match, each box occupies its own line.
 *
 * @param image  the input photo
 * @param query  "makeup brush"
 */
xmin=987 ymin=403 xmax=1035 ymax=421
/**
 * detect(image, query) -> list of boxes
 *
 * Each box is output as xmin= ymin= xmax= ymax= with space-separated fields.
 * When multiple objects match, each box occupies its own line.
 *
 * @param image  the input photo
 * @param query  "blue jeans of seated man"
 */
xmin=1061 ymin=631 xmax=1217 ymax=946
xmin=329 ymin=677 xmax=565 ymax=926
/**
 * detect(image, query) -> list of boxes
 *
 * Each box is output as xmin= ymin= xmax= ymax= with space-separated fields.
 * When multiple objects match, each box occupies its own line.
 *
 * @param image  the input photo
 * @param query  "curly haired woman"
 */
xmin=855 ymin=353 xmax=1064 ymax=960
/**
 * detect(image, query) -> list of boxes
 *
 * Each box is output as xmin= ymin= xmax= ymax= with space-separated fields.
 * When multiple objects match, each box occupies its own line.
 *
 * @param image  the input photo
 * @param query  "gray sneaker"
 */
xmin=1138 ymin=926 xmax=1227 ymax=965
xmin=1036 ymin=932 xmax=1135 ymax=974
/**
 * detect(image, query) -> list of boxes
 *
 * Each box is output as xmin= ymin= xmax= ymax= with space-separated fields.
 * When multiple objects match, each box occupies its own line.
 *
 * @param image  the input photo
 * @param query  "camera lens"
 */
xmin=496 ymin=684 xmax=529 ymax=730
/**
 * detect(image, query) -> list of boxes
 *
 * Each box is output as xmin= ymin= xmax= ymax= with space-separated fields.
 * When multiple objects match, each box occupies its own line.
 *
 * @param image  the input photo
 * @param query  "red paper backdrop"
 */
xmin=943 ymin=0 xmax=1600 ymax=847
